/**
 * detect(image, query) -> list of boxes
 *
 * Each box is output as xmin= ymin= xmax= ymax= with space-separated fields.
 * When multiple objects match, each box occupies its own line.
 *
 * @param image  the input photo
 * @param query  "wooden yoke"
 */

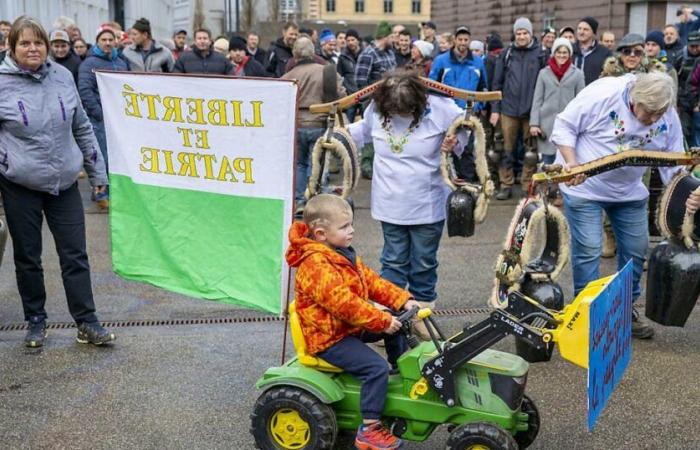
xmin=532 ymin=149 xmax=700 ymax=185
xmin=309 ymin=77 xmax=502 ymax=114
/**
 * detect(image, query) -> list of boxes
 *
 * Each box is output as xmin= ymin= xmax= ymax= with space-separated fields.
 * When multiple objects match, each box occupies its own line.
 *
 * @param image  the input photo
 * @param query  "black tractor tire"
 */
xmin=250 ymin=386 xmax=337 ymax=449
xmin=446 ymin=422 xmax=518 ymax=450
xmin=514 ymin=395 xmax=540 ymax=449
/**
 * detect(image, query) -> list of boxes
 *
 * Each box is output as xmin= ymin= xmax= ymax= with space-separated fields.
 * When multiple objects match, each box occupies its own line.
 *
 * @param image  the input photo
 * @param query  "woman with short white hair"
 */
xmin=551 ymin=71 xmax=699 ymax=340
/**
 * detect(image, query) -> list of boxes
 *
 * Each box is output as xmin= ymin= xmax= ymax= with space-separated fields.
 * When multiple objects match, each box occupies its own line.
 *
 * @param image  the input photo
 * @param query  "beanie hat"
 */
xmin=469 ymin=40 xmax=485 ymax=53
xmin=616 ymin=33 xmax=645 ymax=51
xmin=551 ymin=37 xmax=573 ymax=56
xmin=645 ymin=30 xmax=664 ymax=47
xmin=513 ymin=17 xmax=533 ymax=36
xmin=579 ymin=16 xmax=599 ymax=35
xmin=689 ymin=31 xmax=700 ymax=45
xmin=132 ymin=18 xmax=151 ymax=36
xmin=319 ymin=28 xmax=335 ymax=45
xmin=375 ymin=21 xmax=392 ymax=39
xmin=413 ymin=40 xmax=434 ymax=58
xmin=487 ymin=34 xmax=504 ymax=51
xmin=345 ymin=28 xmax=360 ymax=41
xmin=229 ymin=35 xmax=247 ymax=51
xmin=95 ymin=25 xmax=116 ymax=42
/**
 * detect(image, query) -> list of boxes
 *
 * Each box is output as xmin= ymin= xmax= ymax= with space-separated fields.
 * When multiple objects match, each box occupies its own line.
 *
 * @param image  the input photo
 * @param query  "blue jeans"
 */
xmin=380 ymin=220 xmax=444 ymax=301
xmin=563 ymin=193 xmax=648 ymax=301
xmin=541 ymin=153 xmax=556 ymax=165
xmin=295 ymin=127 xmax=325 ymax=204
xmin=90 ymin=118 xmax=108 ymax=172
xmin=318 ymin=331 xmax=407 ymax=420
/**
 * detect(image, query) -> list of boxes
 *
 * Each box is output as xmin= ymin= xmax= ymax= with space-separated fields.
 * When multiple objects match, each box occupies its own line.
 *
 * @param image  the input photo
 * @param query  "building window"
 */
xmin=543 ymin=12 xmax=555 ymax=30
xmin=411 ymin=0 xmax=421 ymax=14
xmin=326 ymin=0 xmax=335 ymax=12
xmin=355 ymin=0 xmax=364 ymax=13
xmin=384 ymin=0 xmax=393 ymax=13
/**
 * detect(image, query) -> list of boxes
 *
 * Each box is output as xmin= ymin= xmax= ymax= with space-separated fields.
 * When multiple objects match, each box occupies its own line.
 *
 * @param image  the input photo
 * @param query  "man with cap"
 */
xmin=676 ymin=31 xmax=700 ymax=144
xmin=172 ymin=28 xmax=189 ymax=60
xmin=49 ymin=29 xmax=82 ymax=85
xmin=228 ymin=36 xmax=267 ymax=77
xmin=122 ymin=18 xmax=174 ymax=72
xmin=573 ymin=16 xmax=612 ymax=85
xmin=78 ymin=25 xmax=129 ymax=175
xmin=318 ymin=28 xmax=338 ymax=64
xmin=559 ymin=26 xmax=576 ymax=44
xmin=355 ymin=21 xmax=396 ymax=178
xmin=267 ymin=21 xmax=299 ymax=77
xmin=246 ymin=31 xmax=267 ymax=66
xmin=421 ymin=21 xmax=440 ymax=58
xmin=173 ymin=28 xmax=234 ymax=74
xmin=394 ymin=29 xmax=412 ymax=67
xmin=645 ymin=30 xmax=678 ymax=86
xmin=541 ymin=26 xmax=556 ymax=56
xmin=490 ymin=17 xmax=547 ymax=199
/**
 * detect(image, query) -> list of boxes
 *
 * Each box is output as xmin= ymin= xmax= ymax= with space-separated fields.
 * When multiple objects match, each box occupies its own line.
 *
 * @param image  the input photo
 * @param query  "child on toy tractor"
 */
xmin=285 ymin=194 xmax=420 ymax=450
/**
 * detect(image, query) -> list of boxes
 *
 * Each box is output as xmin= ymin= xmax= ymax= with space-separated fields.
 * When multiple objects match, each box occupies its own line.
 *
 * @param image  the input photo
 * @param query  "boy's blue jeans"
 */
xmin=379 ymin=220 xmax=444 ymax=302
xmin=317 ymin=331 xmax=407 ymax=420
xmin=562 ymin=193 xmax=648 ymax=301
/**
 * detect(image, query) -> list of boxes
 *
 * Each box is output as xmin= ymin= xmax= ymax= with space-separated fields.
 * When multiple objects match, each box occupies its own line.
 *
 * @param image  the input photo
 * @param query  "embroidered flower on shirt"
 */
xmin=609 ymin=111 xmax=668 ymax=152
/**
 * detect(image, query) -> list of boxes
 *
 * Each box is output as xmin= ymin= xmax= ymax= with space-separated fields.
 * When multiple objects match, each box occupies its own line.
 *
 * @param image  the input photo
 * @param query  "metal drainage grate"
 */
xmin=0 ymin=307 xmax=491 ymax=332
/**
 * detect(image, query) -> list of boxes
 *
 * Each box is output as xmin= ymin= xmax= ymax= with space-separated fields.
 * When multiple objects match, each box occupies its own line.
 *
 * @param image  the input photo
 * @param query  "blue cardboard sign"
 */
xmin=587 ymin=261 xmax=633 ymax=430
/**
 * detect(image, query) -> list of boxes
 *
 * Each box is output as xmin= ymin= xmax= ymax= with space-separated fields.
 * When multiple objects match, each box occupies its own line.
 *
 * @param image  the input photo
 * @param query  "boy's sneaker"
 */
xmin=25 ymin=316 xmax=47 ymax=348
xmin=355 ymin=422 xmax=402 ymax=450
xmin=631 ymin=308 xmax=654 ymax=339
xmin=76 ymin=322 xmax=116 ymax=345
xmin=94 ymin=190 xmax=109 ymax=211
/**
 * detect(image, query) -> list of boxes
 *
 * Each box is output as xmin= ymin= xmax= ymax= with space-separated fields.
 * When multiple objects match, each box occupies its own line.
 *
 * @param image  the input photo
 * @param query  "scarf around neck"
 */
xmin=549 ymin=57 xmax=571 ymax=81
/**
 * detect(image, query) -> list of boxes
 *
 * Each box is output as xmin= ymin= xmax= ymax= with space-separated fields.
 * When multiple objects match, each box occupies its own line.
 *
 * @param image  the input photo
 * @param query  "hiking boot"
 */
xmin=602 ymin=228 xmax=616 ymax=258
xmin=25 ymin=316 xmax=47 ymax=348
xmin=355 ymin=422 xmax=402 ymax=450
xmin=76 ymin=322 xmax=116 ymax=345
xmin=495 ymin=186 xmax=512 ymax=200
xmin=631 ymin=308 xmax=654 ymax=340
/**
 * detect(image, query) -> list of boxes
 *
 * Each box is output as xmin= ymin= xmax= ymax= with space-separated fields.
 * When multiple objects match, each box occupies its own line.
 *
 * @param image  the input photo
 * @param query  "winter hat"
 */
xmin=229 ymin=35 xmax=247 ymax=51
xmin=345 ymin=28 xmax=360 ymax=41
xmin=513 ymin=17 xmax=533 ymax=36
xmin=319 ymin=28 xmax=335 ymax=45
xmin=375 ymin=21 xmax=392 ymax=39
xmin=95 ymin=25 xmax=116 ymax=42
xmin=551 ymin=37 xmax=573 ymax=56
xmin=50 ymin=29 xmax=70 ymax=43
xmin=616 ymin=33 xmax=645 ymax=51
xmin=413 ymin=40 xmax=434 ymax=58
xmin=559 ymin=26 xmax=576 ymax=37
xmin=469 ymin=40 xmax=485 ymax=53
xmin=132 ymin=18 xmax=151 ymax=36
xmin=689 ymin=31 xmax=700 ymax=45
xmin=487 ymin=34 xmax=504 ymax=51
xmin=579 ymin=16 xmax=599 ymax=35
xmin=645 ymin=30 xmax=665 ymax=47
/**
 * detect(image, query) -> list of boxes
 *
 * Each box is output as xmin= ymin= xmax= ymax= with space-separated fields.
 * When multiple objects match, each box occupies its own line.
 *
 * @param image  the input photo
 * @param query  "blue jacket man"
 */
xmin=429 ymin=26 xmax=488 ymax=109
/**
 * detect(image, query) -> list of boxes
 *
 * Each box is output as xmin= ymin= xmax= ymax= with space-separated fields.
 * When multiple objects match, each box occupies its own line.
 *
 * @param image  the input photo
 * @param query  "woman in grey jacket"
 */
xmin=0 ymin=17 xmax=115 ymax=348
xmin=529 ymin=38 xmax=586 ymax=164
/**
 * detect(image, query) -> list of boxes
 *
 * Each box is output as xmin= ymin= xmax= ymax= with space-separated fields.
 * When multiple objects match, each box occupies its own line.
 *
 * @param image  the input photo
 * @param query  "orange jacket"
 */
xmin=286 ymin=221 xmax=411 ymax=355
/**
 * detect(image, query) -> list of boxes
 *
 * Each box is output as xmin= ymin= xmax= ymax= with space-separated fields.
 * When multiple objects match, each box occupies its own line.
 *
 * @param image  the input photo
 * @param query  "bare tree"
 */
xmin=241 ymin=0 xmax=256 ymax=32
xmin=269 ymin=0 xmax=280 ymax=23
xmin=194 ymin=0 xmax=205 ymax=30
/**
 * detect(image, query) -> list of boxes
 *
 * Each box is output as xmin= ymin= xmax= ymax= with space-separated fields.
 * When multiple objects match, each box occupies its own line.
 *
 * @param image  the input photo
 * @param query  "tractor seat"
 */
xmin=289 ymin=302 xmax=342 ymax=373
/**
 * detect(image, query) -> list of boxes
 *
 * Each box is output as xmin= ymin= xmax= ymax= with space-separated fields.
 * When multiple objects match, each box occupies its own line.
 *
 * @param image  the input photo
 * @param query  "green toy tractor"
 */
xmin=251 ymin=286 xmax=597 ymax=449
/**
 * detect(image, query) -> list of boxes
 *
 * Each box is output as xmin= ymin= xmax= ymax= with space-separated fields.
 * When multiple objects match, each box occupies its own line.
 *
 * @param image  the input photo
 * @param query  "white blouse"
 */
xmin=349 ymin=95 xmax=466 ymax=225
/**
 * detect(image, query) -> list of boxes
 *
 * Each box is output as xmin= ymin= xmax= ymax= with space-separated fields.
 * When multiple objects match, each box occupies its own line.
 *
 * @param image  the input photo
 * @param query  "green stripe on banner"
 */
xmin=109 ymin=174 xmax=284 ymax=314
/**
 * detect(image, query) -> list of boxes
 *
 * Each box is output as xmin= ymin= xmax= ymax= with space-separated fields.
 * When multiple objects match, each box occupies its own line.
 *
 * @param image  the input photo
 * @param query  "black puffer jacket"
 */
xmin=337 ymin=47 xmax=359 ymax=93
xmin=172 ymin=47 xmax=233 ymax=74
xmin=492 ymin=39 xmax=546 ymax=118
xmin=266 ymin=38 xmax=293 ymax=77
xmin=573 ymin=40 xmax=611 ymax=85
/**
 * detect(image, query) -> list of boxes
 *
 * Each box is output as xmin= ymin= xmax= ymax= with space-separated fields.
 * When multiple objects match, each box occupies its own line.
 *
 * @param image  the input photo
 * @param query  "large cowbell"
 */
xmin=446 ymin=190 xmax=476 ymax=237
xmin=514 ymin=276 xmax=564 ymax=362
xmin=646 ymin=238 xmax=700 ymax=327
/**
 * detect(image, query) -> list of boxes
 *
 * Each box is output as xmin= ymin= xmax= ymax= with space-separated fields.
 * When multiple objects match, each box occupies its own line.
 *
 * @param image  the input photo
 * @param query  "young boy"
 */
xmin=286 ymin=194 xmax=420 ymax=450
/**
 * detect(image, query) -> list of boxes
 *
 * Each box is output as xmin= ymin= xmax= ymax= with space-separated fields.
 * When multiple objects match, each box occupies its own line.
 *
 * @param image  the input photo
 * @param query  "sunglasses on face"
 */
xmin=621 ymin=48 xmax=644 ymax=57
